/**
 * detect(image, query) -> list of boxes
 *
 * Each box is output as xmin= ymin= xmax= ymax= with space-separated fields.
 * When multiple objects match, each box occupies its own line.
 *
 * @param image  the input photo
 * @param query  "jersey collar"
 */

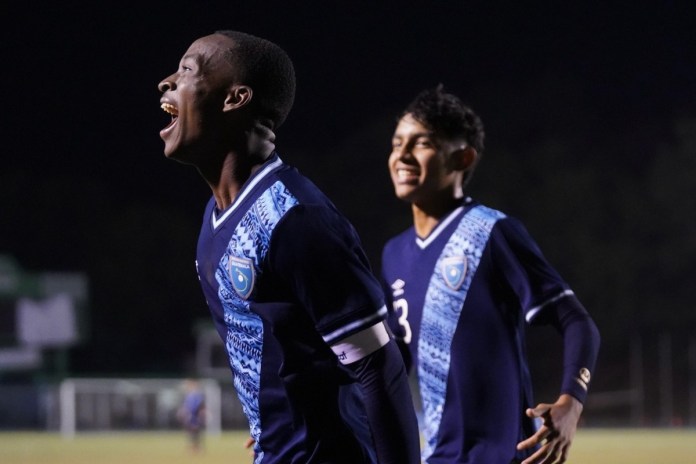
xmin=211 ymin=153 xmax=284 ymax=229
xmin=415 ymin=197 xmax=474 ymax=249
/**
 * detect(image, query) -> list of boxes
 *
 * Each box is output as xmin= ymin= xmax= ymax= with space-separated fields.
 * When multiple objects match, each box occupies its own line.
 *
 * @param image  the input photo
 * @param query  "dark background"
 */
xmin=4 ymin=1 xmax=696 ymax=424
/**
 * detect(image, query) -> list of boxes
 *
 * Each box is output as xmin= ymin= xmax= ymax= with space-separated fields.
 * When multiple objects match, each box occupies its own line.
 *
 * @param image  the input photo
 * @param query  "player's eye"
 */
xmin=179 ymin=59 xmax=195 ymax=72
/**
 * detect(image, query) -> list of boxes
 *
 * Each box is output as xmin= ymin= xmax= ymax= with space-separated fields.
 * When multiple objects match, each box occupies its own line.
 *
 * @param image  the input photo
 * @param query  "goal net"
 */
xmin=59 ymin=378 xmax=222 ymax=438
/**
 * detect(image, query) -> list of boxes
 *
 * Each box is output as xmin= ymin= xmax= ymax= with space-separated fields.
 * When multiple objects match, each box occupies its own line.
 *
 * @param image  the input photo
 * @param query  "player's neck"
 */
xmin=198 ymin=153 xmax=265 ymax=211
xmin=200 ymin=122 xmax=276 ymax=211
xmin=206 ymin=155 xmax=247 ymax=211
xmin=411 ymin=196 xmax=462 ymax=239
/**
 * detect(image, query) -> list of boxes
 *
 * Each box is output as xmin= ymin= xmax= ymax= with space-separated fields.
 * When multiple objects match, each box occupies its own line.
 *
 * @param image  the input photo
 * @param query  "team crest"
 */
xmin=227 ymin=256 xmax=255 ymax=299
xmin=440 ymin=256 xmax=467 ymax=290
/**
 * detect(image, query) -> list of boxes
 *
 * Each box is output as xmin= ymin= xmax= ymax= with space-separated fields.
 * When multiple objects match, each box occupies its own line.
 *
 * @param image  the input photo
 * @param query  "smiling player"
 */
xmin=381 ymin=86 xmax=600 ymax=463
xmin=158 ymin=31 xmax=420 ymax=464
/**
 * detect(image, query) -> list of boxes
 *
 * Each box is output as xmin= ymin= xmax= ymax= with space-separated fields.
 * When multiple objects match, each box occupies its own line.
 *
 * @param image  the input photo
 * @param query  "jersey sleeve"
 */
xmin=490 ymin=216 xmax=573 ymax=323
xmin=267 ymin=204 xmax=387 ymax=345
xmin=541 ymin=295 xmax=601 ymax=403
xmin=345 ymin=341 xmax=421 ymax=463
xmin=491 ymin=216 xmax=600 ymax=402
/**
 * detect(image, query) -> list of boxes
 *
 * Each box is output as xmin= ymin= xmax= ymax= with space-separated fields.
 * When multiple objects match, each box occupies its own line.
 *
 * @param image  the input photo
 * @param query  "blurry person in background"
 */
xmin=178 ymin=379 xmax=206 ymax=453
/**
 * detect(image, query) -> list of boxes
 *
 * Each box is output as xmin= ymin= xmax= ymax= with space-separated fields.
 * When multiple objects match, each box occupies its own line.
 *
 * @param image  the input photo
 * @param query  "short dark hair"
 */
xmin=402 ymin=85 xmax=485 ymax=156
xmin=215 ymin=30 xmax=296 ymax=129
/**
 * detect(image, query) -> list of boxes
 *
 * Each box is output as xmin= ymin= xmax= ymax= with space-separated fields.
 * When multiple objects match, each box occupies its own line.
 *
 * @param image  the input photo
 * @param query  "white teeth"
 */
xmin=161 ymin=103 xmax=178 ymax=116
xmin=397 ymin=168 xmax=417 ymax=180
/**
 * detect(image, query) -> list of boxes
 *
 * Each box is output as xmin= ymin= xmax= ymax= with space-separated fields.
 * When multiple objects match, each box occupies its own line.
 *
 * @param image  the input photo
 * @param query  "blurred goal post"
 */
xmin=59 ymin=378 xmax=221 ymax=439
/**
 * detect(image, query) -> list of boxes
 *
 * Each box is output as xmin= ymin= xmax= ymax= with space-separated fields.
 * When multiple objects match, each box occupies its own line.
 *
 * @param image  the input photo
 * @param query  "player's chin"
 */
xmin=162 ymin=144 xmax=176 ymax=159
xmin=163 ymin=146 xmax=186 ymax=162
xmin=161 ymin=134 xmax=178 ymax=157
xmin=396 ymin=191 xmax=415 ymax=203
xmin=163 ymin=144 xmax=195 ymax=165
xmin=161 ymin=126 xmax=189 ymax=159
xmin=394 ymin=186 xmax=417 ymax=203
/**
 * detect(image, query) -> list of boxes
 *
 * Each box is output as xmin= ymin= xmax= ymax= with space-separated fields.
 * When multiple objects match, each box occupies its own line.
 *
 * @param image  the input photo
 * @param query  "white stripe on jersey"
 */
xmin=322 ymin=305 xmax=388 ymax=344
xmin=211 ymin=156 xmax=284 ymax=229
xmin=416 ymin=206 xmax=465 ymax=249
xmin=331 ymin=322 xmax=391 ymax=364
xmin=526 ymin=289 xmax=575 ymax=323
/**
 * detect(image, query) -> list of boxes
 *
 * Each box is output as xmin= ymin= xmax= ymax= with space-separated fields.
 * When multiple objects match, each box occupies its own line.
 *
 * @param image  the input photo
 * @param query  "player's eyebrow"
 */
xmin=394 ymin=130 xmax=430 ymax=138
xmin=409 ymin=132 xmax=433 ymax=140
xmin=181 ymin=53 xmax=203 ymax=66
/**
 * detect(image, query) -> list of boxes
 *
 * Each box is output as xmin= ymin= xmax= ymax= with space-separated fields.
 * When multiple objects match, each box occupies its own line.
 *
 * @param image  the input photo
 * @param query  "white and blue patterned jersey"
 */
xmin=381 ymin=199 xmax=576 ymax=464
xmin=196 ymin=153 xmax=385 ymax=464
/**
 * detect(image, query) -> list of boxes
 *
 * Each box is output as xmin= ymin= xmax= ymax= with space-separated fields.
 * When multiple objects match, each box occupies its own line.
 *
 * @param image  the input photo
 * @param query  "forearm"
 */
xmin=554 ymin=297 xmax=601 ymax=403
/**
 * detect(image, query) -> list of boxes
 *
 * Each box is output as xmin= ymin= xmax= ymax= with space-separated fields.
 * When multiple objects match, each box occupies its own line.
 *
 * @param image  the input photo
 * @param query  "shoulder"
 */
xmin=277 ymin=202 xmax=350 ymax=233
xmin=269 ymin=203 xmax=362 ymax=266
xmin=490 ymin=213 xmax=539 ymax=247
xmin=275 ymin=162 xmax=336 ymax=206
xmin=462 ymin=204 xmax=545 ymax=260
xmin=468 ymin=202 xmax=508 ymax=225
xmin=465 ymin=201 xmax=529 ymax=240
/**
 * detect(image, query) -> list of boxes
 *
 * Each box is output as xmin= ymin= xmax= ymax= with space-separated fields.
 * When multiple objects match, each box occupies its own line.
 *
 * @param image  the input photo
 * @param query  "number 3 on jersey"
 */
xmin=390 ymin=279 xmax=412 ymax=345
xmin=392 ymin=298 xmax=412 ymax=344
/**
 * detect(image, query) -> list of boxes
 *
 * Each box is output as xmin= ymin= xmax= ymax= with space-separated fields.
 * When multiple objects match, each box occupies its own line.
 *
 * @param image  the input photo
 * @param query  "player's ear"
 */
xmin=223 ymin=85 xmax=253 ymax=112
xmin=449 ymin=146 xmax=478 ymax=172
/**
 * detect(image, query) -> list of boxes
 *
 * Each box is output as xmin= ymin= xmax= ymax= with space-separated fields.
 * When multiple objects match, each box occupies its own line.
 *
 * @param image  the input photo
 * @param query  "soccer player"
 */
xmin=381 ymin=86 xmax=600 ymax=464
xmin=178 ymin=379 xmax=205 ymax=453
xmin=157 ymin=31 xmax=420 ymax=464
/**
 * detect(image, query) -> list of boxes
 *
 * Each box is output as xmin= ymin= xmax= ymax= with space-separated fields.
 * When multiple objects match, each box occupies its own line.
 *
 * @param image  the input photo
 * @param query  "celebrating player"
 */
xmin=381 ymin=86 xmax=600 ymax=463
xmin=157 ymin=31 xmax=420 ymax=464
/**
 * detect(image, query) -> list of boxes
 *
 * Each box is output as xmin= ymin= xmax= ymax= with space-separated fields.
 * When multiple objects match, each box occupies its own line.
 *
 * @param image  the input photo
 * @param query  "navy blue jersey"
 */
xmin=196 ymin=153 xmax=386 ymax=464
xmin=182 ymin=390 xmax=204 ymax=429
xmin=381 ymin=200 xmax=575 ymax=463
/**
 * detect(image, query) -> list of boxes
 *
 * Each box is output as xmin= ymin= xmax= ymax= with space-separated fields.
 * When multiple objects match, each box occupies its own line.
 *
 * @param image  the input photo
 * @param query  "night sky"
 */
xmin=4 ymin=0 xmax=696 ymax=412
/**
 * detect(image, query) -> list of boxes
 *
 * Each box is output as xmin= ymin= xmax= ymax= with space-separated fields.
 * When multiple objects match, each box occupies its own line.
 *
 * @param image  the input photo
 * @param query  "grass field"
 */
xmin=1 ymin=428 xmax=695 ymax=463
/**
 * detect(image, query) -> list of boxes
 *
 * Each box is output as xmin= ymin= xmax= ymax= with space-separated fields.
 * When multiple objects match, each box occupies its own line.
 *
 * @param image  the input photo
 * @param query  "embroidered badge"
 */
xmin=228 ymin=256 xmax=255 ymax=300
xmin=441 ymin=256 xmax=467 ymax=290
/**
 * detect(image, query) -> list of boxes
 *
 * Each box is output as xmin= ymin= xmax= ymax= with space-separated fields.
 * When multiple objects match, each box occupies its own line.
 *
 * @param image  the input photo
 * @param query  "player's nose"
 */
xmin=393 ymin=145 xmax=413 ymax=160
xmin=158 ymin=75 xmax=177 ymax=93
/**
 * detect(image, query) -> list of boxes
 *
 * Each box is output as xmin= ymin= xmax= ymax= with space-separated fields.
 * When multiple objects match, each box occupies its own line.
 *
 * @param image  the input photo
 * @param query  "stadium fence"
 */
xmin=58 ymin=378 xmax=222 ymax=439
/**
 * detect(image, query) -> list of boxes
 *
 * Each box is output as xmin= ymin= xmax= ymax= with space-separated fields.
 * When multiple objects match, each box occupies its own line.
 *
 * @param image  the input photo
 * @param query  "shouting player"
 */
xmin=381 ymin=86 xmax=600 ymax=463
xmin=157 ymin=31 xmax=420 ymax=464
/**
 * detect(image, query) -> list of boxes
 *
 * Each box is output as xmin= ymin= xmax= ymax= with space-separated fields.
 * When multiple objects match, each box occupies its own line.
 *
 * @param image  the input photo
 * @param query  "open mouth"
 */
xmin=160 ymin=102 xmax=179 ymax=129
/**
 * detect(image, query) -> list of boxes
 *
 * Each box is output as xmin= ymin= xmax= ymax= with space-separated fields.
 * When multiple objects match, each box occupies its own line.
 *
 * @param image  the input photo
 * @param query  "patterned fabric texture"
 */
xmin=214 ymin=181 xmax=299 ymax=461
xmin=418 ymin=205 xmax=506 ymax=459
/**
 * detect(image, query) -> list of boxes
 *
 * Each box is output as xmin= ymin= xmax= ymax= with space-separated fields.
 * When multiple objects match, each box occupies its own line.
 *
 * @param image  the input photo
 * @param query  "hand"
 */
xmin=244 ymin=436 xmax=255 ymax=458
xmin=516 ymin=394 xmax=583 ymax=464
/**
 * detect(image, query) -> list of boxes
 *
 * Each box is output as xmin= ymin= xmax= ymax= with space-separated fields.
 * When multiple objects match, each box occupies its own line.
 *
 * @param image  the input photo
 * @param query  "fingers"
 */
xmin=243 ymin=436 xmax=255 ymax=458
xmin=520 ymin=436 xmax=567 ymax=464
xmin=526 ymin=403 xmax=552 ymax=419
xmin=517 ymin=429 xmax=543 ymax=451
xmin=519 ymin=398 xmax=579 ymax=463
xmin=517 ymin=406 xmax=553 ymax=452
xmin=519 ymin=428 xmax=571 ymax=464
xmin=520 ymin=442 xmax=550 ymax=464
xmin=517 ymin=423 xmax=556 ymax=451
